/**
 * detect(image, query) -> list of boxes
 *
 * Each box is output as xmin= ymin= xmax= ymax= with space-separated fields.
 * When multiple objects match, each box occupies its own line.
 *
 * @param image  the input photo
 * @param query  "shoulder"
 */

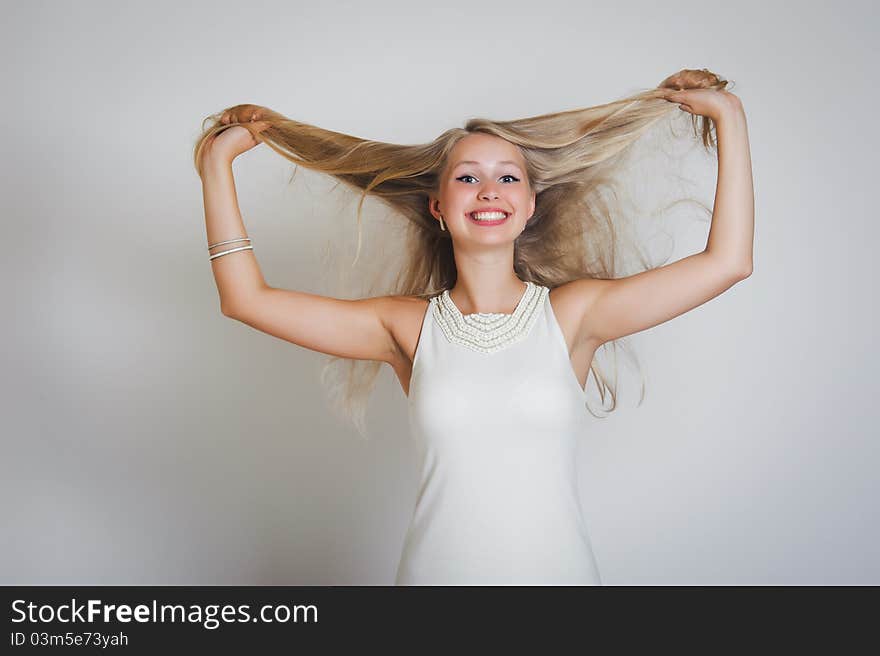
xmin=547 ymin=278 xmax=603 ymax=314
xmin=381 ymin=293 xmax=433 ymax=319
xmin=548 ymin=279 xmax=606 ymax=348
xmin=375 ymin=294 xmax=432 ymax=366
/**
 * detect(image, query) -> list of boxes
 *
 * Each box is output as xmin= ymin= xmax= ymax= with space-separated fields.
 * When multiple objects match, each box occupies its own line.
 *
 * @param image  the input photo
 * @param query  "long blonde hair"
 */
xmin=193 ymin=68 xmax=731 ymax=439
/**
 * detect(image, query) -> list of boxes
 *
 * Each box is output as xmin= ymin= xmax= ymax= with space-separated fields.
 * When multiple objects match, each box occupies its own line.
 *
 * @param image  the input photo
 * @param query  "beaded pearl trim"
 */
xmin=431 ymin=281 xmax=549 ymax=354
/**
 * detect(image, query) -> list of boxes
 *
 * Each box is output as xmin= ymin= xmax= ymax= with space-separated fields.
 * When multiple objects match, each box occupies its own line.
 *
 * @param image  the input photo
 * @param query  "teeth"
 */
xmin=471 ymin=212 xmax=508 ymax=221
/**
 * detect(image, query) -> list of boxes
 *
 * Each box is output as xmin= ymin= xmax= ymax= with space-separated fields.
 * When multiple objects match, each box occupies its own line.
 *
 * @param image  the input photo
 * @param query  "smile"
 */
xmin=467 ymin=211 xmax=510 ymax=226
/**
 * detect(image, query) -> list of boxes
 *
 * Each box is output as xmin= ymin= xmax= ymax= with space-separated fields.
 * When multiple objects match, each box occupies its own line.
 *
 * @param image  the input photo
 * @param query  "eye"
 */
xmin=456 ymin=174 xmax=520 ymax=183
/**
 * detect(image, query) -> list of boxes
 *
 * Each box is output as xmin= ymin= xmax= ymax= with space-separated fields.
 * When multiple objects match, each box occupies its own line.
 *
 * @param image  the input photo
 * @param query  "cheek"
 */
xmin=446 ymin=189 xmax=470 ymax=209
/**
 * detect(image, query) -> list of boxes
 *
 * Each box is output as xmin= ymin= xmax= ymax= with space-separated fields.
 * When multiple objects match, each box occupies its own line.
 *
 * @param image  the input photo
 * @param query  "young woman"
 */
xmin=193 ymin=68 xmax=754 ymax=585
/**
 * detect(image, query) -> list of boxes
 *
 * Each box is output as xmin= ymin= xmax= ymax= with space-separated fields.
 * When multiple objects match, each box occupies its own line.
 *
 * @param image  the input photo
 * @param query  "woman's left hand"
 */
xmin=660 ymin=87 xmax=742 ymax=121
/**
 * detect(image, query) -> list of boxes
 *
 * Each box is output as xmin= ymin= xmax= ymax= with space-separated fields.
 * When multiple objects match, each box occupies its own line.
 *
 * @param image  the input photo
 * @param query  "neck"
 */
xmin=449 ymin=275 xmax=528 ymax=315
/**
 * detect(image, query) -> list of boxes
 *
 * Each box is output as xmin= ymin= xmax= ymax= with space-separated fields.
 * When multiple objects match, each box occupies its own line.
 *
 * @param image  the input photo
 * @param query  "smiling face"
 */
xmin=429 ymin=133 xmax=536 ymax=241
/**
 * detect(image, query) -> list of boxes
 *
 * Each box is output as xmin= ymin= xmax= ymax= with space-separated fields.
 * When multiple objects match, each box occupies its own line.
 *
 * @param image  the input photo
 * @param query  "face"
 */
xmin=430 ymin=133 xmax=536 ymax=241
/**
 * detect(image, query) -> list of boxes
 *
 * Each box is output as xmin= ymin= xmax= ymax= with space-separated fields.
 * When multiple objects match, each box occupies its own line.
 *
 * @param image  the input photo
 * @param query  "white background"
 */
xmin=2 ymin=0 xmax=876 ymax=584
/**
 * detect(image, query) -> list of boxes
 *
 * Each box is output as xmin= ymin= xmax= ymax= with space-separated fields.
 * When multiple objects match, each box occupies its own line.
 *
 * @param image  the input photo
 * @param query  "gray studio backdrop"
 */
xmin=3 ymin=0 xmax=877 ymax=584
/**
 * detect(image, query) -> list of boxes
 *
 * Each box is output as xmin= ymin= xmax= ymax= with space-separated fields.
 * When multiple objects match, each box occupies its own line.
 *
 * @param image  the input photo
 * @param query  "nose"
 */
xmin=478 ymin=183 xmax=500 ymax=200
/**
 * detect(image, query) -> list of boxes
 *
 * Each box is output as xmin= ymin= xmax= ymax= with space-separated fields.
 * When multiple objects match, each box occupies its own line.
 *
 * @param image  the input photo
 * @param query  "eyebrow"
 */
xmin=452 ymin=160 xmax=524 ymax=172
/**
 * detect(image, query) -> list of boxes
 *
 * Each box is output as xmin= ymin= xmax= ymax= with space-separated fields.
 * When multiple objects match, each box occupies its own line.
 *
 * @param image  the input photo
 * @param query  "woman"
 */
xmin=193 ymin=68 xmax=754 ymax=585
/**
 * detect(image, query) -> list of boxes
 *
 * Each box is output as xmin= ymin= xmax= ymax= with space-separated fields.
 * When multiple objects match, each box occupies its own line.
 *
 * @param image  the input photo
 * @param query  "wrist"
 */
xmin=714 ymin=95 xmax=745 ymax=124
xmin=199 ymin=151 xmax=234 ymax=179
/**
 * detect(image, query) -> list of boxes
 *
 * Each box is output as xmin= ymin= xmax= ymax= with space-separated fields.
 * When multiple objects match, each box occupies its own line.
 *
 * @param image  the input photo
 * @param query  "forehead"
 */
xmin=448 ymin=134 xmax=524 ymax=169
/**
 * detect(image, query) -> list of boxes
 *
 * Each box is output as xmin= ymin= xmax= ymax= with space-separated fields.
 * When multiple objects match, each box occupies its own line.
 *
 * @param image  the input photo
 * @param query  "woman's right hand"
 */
xmin=201 ymin=105 xmax=275 ymax=169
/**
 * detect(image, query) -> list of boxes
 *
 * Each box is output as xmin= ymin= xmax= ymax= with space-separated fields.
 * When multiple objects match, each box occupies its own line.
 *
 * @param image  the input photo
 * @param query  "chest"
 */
xmin=390 ymin=285 xmax=595 ymax=398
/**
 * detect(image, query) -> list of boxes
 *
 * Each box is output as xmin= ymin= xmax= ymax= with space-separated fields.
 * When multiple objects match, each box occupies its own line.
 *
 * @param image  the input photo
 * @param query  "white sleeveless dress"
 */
xmin=395 ymin=281 xmax=603 ymax=585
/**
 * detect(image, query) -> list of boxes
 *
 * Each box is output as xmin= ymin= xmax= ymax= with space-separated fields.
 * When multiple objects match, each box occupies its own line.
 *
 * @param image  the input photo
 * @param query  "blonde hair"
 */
xmin=193 ymin=68 xmax=731 ymax=439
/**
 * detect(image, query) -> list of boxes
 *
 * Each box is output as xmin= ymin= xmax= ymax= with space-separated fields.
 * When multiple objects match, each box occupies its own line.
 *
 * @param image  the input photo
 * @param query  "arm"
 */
xmin=201 ymin=157 xmax=269 ymax=310
xmin=704 ymin=96 xmax=754 ymax=274
xmin=200 ymin=154 xmax=399 ymax=364
xmin=223 ymin=289 xmax=400 ymax=363
xmin=579 ymin=97 xmax=755 ymax=345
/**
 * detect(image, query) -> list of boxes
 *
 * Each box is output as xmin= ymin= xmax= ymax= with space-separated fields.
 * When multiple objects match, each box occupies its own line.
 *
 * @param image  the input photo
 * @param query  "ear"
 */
xmin=528 ymin=190 xmax=536 ymax=220
xmin=427 ymin=195 xmax=441 ymax=220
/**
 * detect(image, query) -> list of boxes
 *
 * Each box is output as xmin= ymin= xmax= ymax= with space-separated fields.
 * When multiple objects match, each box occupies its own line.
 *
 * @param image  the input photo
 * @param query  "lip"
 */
xmin=467 ymin=209 xmax=510 ymax=226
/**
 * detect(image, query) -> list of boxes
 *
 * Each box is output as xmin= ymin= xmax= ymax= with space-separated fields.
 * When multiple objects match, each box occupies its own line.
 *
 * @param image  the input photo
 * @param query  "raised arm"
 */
xmin=198 ymin=112 xmax=399 ymax=364
xmin=577 ymin=93 xmax=754 ymax=346
xmin=201 ymin=155 xmax=269 ymax=309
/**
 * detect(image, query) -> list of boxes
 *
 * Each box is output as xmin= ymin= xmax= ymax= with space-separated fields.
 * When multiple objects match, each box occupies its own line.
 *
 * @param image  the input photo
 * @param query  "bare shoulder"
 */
xmin=548 ymin=278 xmax=606 ymax=350
xmin=375 ymin=294 xmax=431 ymax=367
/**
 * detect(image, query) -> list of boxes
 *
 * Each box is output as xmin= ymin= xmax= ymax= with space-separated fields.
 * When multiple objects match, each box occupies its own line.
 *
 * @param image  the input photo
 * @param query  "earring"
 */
xmin=439 ymin=215 xmax=446 ymax=231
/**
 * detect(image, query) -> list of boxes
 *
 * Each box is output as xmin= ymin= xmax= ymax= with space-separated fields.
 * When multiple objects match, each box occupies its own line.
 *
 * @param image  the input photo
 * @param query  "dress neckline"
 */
xmin=431 ymin=281 xmax=548 ymax=354
xmin=442 ymin=280 xmax=531 ymax=318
